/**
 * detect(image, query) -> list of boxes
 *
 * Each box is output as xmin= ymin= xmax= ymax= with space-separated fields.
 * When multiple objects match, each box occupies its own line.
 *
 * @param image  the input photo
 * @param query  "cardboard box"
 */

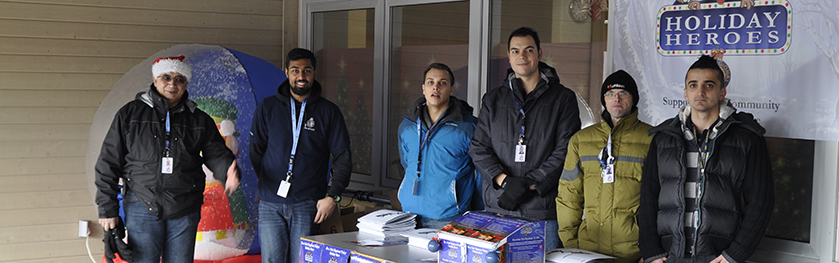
xmin=436 ymin=211 xmax=546 ymax=263
xmin=299 ymin=238 xmax=351 ymax=263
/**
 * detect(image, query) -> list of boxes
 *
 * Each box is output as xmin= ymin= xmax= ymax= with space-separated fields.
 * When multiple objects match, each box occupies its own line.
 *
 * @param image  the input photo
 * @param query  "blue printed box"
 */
xmin=299 ymin=239 xmax=325 ymax=263
xmin=437 ymin=211 xmax=546 ymax=263
xmin=299 ymin=238 xmax=351 ymax=263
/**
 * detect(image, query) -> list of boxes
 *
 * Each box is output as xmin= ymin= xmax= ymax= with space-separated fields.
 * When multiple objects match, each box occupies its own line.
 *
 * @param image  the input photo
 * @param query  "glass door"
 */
xmin=310 ymin=3 xmax=378 ymax=186
xmin=304 ymin=0 xmax=473 ymax=189
xmin=385 ymin=1 xmax=471 ymax=183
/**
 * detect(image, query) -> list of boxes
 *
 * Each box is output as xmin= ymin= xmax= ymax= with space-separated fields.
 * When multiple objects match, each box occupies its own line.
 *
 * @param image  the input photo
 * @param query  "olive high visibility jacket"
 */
xmin=556 ymin=111 xmax=652 ymax=263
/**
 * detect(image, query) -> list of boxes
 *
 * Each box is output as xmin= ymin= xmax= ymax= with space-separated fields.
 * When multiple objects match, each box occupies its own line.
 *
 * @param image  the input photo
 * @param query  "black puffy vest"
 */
xmin=650 ymin=115 xmax=763 ymax=258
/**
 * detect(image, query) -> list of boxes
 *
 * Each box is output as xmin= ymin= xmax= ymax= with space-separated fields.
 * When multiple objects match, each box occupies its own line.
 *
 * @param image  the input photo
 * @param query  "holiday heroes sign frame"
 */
xmin=611 ymin=0 xmax=839 ymax=141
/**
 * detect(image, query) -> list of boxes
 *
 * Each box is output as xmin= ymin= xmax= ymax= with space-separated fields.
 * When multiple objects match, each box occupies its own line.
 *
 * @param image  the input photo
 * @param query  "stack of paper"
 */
xmin=356 ymin=209 xmax=417 ymax=237
xmin=399 ymin=228 xmax=438 ymax=248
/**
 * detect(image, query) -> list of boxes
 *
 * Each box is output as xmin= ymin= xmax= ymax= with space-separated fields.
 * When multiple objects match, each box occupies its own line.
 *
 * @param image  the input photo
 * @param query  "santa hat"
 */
xmin=152 ymin=55 xmax=192 ymax=82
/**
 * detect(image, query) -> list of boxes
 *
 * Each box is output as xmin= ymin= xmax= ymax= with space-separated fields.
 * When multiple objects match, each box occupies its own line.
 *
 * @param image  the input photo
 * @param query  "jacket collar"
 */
xmin=275 ymin=79 xmax=323 ymax=105
xmin=505 ymin=62 xmax=561 ymax=104
xmin=651 ymin=98 xmax=765 ymax=139
xmin=600 ymin=110 xmax=641 ymax=132
xmin=600 ymin=105 xmax=640 ymax=129
xmin=405 ymin=96 xmax=472 ymax=123
xmin=138 ymin=84 xmax=196 ymax=114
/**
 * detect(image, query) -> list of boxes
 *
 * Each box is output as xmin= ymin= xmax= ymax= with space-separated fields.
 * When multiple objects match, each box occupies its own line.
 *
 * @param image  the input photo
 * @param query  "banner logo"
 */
xmin=656 ymin=1 xmax=792 ymax=56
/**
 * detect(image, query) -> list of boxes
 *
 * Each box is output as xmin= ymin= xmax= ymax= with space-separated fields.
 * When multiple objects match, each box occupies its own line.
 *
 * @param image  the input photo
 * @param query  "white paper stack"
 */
xmin=356 ymin=209 xmax=417 ymax=237
xmin=399 ymin=228 xmax=438 ymax=248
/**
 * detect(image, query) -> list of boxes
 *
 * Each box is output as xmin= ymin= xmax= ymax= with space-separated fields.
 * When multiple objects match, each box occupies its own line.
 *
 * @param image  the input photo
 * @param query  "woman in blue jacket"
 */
xmin=398 ymin=63 xmax=479 ymax=229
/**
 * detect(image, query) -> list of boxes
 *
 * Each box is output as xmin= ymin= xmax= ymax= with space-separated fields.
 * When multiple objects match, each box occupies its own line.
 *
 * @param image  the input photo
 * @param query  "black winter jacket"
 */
xmin=638 ymin=100 xmax=774 ymax=263
xmin=95 ymin=85 xmax=235 ymax=220
xmin=470 ymin=62 xmax=581 ymax=220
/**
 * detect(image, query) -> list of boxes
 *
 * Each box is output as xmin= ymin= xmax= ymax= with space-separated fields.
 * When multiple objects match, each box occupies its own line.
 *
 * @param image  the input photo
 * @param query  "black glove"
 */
xmin=497 ymin=176 xmax=534 ymax=211
xmin=103 ymin=218 xmax=133 ymax=263
xmin=103 ymin=230 xmax=116 ymax=263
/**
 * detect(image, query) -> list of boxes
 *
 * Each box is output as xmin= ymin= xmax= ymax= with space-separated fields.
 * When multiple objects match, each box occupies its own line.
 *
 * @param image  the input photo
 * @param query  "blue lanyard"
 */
xmin=415 ymin=115 xmax=438 ymax=178
xmin=286 ymin=98 xmax=308 ymax=181
xmin=508 ymin=79 xmax=527 ymax=145
xmin=164 ymin=111 xmax=171 ymax=157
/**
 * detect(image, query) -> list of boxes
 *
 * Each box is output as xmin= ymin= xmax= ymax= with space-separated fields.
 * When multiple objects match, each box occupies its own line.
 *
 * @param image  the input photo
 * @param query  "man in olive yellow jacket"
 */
xmin=556 ymin=70 xmax=652 ymax=263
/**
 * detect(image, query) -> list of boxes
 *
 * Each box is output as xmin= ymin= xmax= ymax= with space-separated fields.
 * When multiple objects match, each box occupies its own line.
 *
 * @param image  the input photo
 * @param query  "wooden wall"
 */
xmin=0 ymin=1 xmax=293 ymax=262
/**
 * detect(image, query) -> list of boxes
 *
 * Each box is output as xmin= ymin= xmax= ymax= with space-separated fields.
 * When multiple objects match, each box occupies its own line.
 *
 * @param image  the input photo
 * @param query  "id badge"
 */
xmin=277 ymin=180 xmax=291 ymax=198
xmin=161 ymin=157 xmax=173 ymax=174
xmin=602 ymin=162 xmax=615 ymax=184
xmin=515 ymin=145 xmax=526 ymax=163
xmin=412 ymin=178 xmax=420 ymax=195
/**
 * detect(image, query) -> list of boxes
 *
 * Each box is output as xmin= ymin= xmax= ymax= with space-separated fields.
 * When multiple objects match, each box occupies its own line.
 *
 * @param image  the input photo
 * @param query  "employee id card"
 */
xmin=277 ymin=180 xmax=291 ymax=198
xmin=515 ymin=145 xmax=526 ymax=162
xmin=162 ymin=157 xmax=173 ymax=174
xmin=602 ymin=156 xmax=615 ymax=184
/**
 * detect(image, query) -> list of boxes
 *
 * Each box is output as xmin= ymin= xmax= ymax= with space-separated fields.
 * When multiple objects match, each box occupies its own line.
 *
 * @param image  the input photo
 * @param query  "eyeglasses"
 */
xmin=604 ymin=91 xmax=630 ymax=99
xmin=158 ymin=74 xmax=187 ymax=85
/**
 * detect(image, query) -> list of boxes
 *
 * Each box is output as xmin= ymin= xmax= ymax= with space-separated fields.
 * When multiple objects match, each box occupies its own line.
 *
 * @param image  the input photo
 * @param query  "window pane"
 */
xmin=313 ymin=9 xmax=375 ymax=175
xmin=765 ymin=137 xmax=813 ymax=243
xmin=386 ymin=1 xmax=471 ymax=181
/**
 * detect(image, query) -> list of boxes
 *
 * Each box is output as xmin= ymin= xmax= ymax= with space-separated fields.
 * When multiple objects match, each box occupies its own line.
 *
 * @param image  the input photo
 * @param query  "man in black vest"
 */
xmin=638 ymin=55 xmax=774 ymax=263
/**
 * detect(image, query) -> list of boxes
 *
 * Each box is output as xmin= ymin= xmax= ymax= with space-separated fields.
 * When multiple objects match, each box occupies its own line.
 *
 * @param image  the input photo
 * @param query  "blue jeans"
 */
xmin=259 ymin=200 xmax=318 ymax=263
xmin=545 ymin=219 xmax=562 ymax=250
xmin=123 ymin=193 xmax=201 ymax=263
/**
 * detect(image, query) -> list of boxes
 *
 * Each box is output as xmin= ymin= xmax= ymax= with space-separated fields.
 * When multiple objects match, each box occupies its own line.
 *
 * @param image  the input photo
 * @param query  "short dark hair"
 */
xmin=507 ymin=27 xmax=541 ymax=51
xmin=422 ymin=63 xmax=455 ymax=86
xmin=285 ymin=48 xmax=317 ymax=70
xmin=686 ymin=55 xmax=725 ymax=88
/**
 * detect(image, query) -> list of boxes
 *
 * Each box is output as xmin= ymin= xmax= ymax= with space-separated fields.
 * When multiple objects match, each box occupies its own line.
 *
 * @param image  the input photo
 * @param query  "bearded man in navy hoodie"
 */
xmin=250 ymin=48 xmax=352 ymax=263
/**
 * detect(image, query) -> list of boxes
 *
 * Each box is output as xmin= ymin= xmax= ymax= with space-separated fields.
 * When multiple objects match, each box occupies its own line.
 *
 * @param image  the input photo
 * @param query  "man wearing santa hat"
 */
xmin=95 ymin=55 xmax=240 ymax=263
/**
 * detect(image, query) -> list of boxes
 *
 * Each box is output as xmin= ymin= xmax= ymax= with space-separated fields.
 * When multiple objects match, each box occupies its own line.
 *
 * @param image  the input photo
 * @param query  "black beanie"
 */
xmin=600 ymin=70 xmax=639 ymax=108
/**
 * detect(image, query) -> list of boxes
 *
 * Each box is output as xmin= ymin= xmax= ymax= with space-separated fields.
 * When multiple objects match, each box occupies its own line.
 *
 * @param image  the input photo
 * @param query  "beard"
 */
xmin=290 ymin=80 xmax=312 ymax=96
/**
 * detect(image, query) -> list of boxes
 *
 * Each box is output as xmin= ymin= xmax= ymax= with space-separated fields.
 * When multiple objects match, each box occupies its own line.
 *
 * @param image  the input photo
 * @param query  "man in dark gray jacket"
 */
xmin=95 ymin=56 xmax=239 ymax=263
xmin=470 ymin=27 xmax=581 ymax=250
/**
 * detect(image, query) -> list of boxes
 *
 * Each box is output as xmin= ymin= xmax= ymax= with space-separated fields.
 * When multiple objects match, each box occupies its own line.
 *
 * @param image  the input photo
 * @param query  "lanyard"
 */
xmin=691 ymin=125 xmax=716 ymax=239
xmin=598 ymin=133 xmax=614 ymax=170
xmin=692 ymin=127 xmax=711 ymax=174
xmin=286 ymin=98 xmax=308 ymax=181
xmin=508 ymin=79 xmax=527 ymax=145
xmin=164 ymin=111 xmax=171 ymax=157
xmin=691 ymin=123 xmax=713 ymax=226
xmin=415 ymin=113 xmax=442 ymax=178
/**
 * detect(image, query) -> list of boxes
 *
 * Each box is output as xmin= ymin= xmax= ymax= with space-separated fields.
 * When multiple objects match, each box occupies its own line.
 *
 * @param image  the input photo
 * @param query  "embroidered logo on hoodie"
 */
xmin=305 ymin=117 xmax=316 ymax=131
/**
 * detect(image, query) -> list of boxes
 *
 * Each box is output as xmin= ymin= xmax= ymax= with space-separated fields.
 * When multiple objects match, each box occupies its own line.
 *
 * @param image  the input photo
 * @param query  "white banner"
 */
xmin=612 ymin=0 xmax=839 ymax=141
